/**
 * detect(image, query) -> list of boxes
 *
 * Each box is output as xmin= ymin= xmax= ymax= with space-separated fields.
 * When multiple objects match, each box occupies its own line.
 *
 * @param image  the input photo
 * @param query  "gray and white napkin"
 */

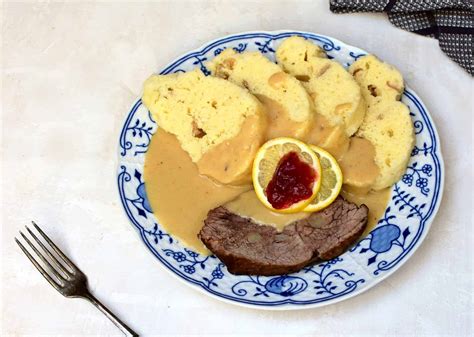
xmin=330 ymin=0 xmax=473 ymax=75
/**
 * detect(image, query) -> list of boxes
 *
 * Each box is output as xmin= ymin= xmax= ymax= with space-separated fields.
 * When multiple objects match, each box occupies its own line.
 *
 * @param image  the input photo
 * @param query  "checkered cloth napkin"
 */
xmin=330 ymin=0 xmax=473 ymax=75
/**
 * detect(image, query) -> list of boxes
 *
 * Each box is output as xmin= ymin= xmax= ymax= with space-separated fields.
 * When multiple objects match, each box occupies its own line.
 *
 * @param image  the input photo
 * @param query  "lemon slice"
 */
xmin=303 ymin=145 xmax=343 ymax=212
xmin=252 ymin=137 xmax=322 ymax=213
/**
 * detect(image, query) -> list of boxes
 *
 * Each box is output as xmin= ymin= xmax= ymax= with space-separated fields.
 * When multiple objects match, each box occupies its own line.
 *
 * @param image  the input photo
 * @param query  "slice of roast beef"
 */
xmin=198 ymin=197 xmax=368 ymax=276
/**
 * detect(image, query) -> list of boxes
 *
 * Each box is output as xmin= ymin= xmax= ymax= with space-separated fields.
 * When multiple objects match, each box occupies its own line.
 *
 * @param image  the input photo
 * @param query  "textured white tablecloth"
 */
xmin=2 ymin=1 xmax=473 ymax=336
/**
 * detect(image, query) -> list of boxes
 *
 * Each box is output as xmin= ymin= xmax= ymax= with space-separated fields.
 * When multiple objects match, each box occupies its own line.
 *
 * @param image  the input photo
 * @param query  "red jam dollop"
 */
xmin=265 ymin=151 xmax=317 ymax=209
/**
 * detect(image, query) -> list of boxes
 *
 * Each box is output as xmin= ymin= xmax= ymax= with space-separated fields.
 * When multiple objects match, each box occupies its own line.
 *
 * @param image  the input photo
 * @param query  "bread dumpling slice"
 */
xmin=142 ymin=69 xmax=266 ymax=185
xmin=276 ymin=36 xmax=366 ymax=136
xmin=207 ymin=49 xmax=314 ymax=140
xmin=274 ymin=35 xmax=327 ymax=75
xmin=349 ymin=54 xmax=404 ymax=106
xmin=356 ymin=100 xmax=415 ymax=190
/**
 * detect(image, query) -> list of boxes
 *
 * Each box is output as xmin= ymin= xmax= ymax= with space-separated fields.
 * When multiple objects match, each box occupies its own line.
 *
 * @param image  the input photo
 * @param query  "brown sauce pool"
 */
xmin=145 ymin=113 xmax=390 ymax=255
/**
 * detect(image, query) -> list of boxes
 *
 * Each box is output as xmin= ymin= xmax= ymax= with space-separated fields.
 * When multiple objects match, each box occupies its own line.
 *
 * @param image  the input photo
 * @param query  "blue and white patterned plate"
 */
xmin=117 ymin=31 xmax=444 ymax=309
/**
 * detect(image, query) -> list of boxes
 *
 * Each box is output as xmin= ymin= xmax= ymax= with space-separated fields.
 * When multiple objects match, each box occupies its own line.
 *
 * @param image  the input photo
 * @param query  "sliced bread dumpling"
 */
xmin=142 ymin=69 xmax=266 ymax=185
xmin=276 ymin=36 xmax=366 ymax=136
xmin=207 ymin=49 xmax=314 ymax=140
xmin=275 ymin=35 xmax=327 ymax=69
xmin=349 ymin=54 xmax=404 ymax=106
xmin=356 ymin=100 xmax=415 ymax=190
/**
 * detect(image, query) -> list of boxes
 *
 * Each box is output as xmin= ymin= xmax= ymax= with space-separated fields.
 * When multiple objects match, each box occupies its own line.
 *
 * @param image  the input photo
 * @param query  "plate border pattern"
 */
xmin=117 ymin=31 xmax=444 ymax=309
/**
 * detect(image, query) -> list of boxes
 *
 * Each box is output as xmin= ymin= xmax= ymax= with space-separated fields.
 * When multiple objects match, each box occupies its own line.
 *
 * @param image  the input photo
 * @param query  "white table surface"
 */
xmin=2 ymin=1 xmax=473 ymax=336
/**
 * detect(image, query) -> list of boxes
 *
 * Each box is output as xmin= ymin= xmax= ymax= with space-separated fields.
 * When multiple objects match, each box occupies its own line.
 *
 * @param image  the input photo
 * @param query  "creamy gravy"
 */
xmin=305 ymin=113 xmax=349 ymax=160
xmin=197 ymin=115 xmax=264 ymax=185
xmin=145 ymin=113 xmax=390 ymax=254
xmin=144 ymin=129 xmax=250 ymax=255
xmin=225 ymin=190 xmax=310 ymax=231
xmin=339 ymin=137 xmax=379 ymax=187
xmin=255 ymin=94 xmax=309 ymax=140
xmin=305 ymin=114 xmax=379 ymax=188
xmin=341 ymin=186 xmax=391 ymax=236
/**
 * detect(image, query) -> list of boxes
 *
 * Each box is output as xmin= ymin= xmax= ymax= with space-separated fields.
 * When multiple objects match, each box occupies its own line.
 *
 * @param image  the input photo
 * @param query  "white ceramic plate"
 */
xmin=117 ymin=31 xmax=444 ymax=309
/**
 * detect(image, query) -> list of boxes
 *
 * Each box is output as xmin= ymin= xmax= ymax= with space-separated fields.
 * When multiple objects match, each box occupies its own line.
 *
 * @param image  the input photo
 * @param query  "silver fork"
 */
xmin=15 ymin=222 xmax=138 ymax=336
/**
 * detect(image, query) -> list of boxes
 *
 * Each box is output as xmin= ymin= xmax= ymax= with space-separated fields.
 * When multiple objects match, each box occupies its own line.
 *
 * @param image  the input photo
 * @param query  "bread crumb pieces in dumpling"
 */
xmin=276 ymin=36 xmax=366 ymax=136
xmin=142 ymin=69 xmax=267 ymax=185
xmin=349 ymin=54 xmax=404 ymax=106
xmin=356 ymin=100 xmax=415 ymax=190
xmin=207 ymin=49 xmax=314 ymax=140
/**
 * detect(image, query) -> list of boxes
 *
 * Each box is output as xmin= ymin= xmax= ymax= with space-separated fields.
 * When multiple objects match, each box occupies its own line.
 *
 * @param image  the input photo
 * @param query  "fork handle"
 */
xmin=83 ymin=292 xmax=138 ymax=336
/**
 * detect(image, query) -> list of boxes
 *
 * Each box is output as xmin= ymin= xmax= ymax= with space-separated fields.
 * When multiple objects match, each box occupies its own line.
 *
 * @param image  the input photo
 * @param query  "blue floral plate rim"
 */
xmin=117 ymin=30 xmax=444 ymax=310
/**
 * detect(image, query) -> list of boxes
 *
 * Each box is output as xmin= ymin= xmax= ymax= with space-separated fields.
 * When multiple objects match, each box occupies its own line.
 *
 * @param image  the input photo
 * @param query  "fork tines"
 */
xmin=15 ymin=222 xmax=77 ymax=291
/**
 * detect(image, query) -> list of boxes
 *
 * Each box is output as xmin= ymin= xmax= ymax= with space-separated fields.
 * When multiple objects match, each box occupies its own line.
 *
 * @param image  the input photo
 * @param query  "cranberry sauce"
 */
xmin=265 ymin=151 xmax=317 ymax=209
